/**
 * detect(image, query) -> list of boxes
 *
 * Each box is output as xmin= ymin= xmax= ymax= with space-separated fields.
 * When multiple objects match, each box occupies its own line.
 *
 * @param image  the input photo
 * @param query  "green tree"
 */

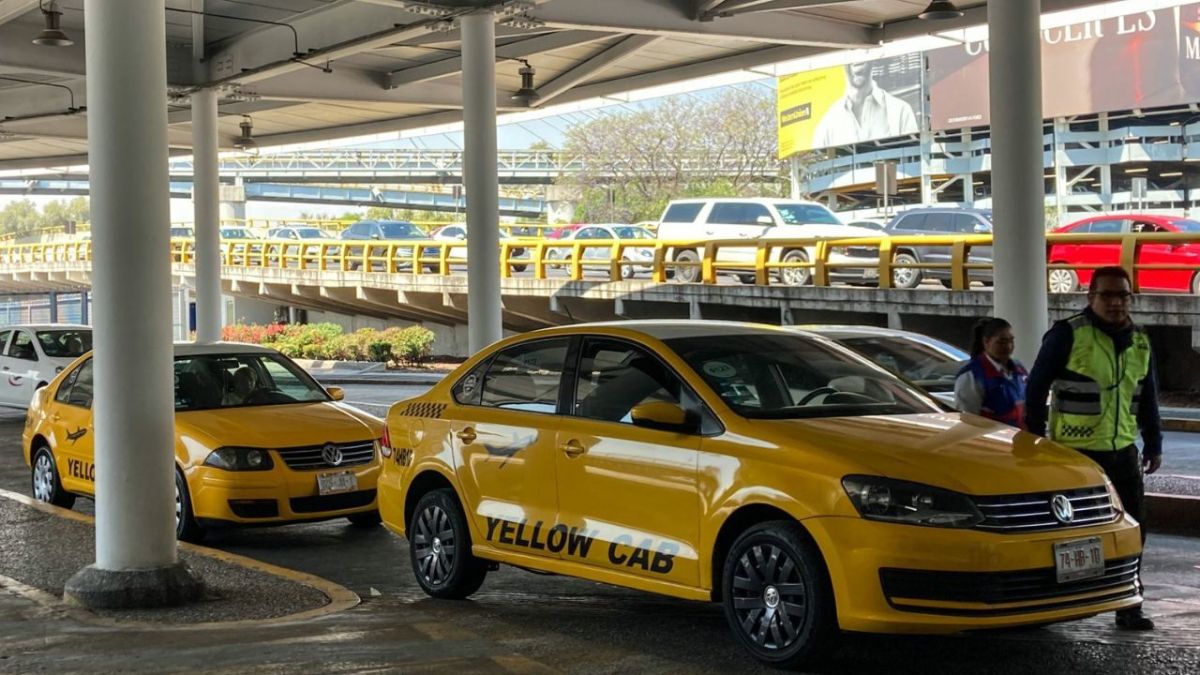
xmin=560 ymin=87 xmax=787 ymax=222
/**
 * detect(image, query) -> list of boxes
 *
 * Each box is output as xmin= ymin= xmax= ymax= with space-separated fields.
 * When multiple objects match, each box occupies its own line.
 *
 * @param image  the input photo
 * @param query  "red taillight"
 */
xmin=379 ymin=426 xmax=393 ymax=458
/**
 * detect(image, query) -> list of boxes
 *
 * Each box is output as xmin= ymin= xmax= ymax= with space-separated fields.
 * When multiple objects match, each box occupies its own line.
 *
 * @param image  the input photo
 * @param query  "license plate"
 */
xmin=317 ymin=471 xmax=357 ymax=496
xmin=1053 ymin=536 xmax=1104 ymax=583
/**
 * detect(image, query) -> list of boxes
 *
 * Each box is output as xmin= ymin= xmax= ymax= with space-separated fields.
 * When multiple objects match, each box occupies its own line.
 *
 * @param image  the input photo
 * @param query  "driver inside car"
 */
xmin=223 ymin=366 xmax=259 ymax=405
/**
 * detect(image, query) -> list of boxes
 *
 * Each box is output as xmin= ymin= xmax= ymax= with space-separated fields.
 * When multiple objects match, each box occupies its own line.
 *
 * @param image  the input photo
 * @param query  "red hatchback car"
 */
xmin=1049 ymin=214 xmax=1200 ymax=293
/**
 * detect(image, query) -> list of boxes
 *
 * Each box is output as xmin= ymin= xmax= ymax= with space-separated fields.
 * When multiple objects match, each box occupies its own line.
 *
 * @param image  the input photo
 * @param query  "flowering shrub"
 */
xmin=221 ymin=323 xmax=435 ymax=365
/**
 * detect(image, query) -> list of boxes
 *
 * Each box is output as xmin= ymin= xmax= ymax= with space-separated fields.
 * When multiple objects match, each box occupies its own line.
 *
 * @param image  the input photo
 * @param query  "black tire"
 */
xmin=409 ymin=489 xmax=488 ymax=599
xmin=737 ymin=274 xmax=757 ymax=285
xmin=892 ymin=252 xmax=922 ymax=289
xmin=939 ymin=278 xmax=954 ymax=289
xmin=673 ymin=249 xmax=701 ymax=283
xmin=779 ymin=249 xmax=811 ymax=287
xmin=511 ymin=264 xmax=528 ymax=274
xmin=722 ymin=521 xmax=837 ymax=669
xmin=620 ymin=257 xmax=636 ymax=280
xmin=175 ymin=470 xmax=205 ymax=543
xmin=30 ymin=445 xmax=74 ymax=509
xmin=347 ymin=510 xmax=383 ymax=527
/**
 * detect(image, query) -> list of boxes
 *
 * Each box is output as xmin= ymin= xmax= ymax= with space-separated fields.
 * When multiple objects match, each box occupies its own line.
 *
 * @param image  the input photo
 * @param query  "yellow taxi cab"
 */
xmin=24 ymin=343 xmax=384 ymax=542
xmin=377 ymin=321 xmax=1142 ymax=668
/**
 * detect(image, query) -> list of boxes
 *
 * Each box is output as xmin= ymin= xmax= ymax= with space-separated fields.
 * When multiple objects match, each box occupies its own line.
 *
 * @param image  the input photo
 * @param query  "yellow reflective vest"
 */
xmin=1049 ymin=314 xmax=1151 ymax=451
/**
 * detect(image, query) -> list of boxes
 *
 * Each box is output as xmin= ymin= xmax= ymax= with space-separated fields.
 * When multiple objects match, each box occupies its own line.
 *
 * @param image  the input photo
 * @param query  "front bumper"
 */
xmin=188 ymin=460 xmax=381 ymax=526
xmin=805 ymin=514 xmax=1142 ymax=634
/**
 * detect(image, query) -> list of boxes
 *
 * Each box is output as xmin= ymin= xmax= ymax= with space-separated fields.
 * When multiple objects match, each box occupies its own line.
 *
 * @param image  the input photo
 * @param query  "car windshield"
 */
xmin=1169 ymin=219 xmax=1200 ymax=232
xmin=221 ymin=228 xmax=252 ymax=239
xmin=380 ymin=222 xmax=425 ymax=238
xmin=173 ymin=352 xmax=330 ymax=411
xmin=295 ymin=228 xmax=325 ymax=239
xmin=613 ymin=226 xmax=654 ymax=239
xmin=665 ymin=332 xmax=938 ymax=420
xmin=37 ymin=330 xmax=92 ymax=358
xmin=836 ymin=335 xmax=968 ymax=393
xmin=774 ymin=204 xmax=841 ymax=225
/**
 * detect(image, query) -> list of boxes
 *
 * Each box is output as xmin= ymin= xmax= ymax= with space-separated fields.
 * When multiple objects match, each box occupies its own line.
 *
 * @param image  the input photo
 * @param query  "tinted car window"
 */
xmin=1170 ymin=219 xmax=1200 ymax=232
xmin=707 ymin=203 xmax=746 ymax=224
xmin=0 ymin=330 xmax=11 ymax=355
xmin=9 ymin=331 xmax=37 ymax=361
xmin=55 ymin=362 xmax=82 ymax=404
xmin=379 ymin=222 xmax=425 ymax=239
xmin=837 ymin=336 xmax=968 ymax=393
xmin=1087 ymin=219 xmax=1125 ymax=234
xmin=893 ymin=214 xmax=927 ymax=232
xmin=37 ymin=330 xmax=91 ymax=358
xmin=662 ymin=203 xmax=703 ymax=223
xmin=573 ymin=338 xmax=684 ymax=424
xmin=775 ymin=204 xmax=840 ymax=225
xmin=953 ymin=215 xmax=983 ymax=233
xmin=479 ymin=338 xmax=570 ymax=414
xmin=924 ymin=213 xmax=955 ymax=232
xmin=174 ymin=353 xmax=329 ymax=411
xmin=59 ymin=359 xmax=94 ymax=408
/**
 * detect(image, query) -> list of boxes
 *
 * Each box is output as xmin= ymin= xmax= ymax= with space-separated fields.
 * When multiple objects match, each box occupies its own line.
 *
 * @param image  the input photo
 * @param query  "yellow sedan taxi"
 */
xmin=24 ymin=343 xmax=384 ymax=541
xmin=378 ymin=321 xmax=1142 ymax=668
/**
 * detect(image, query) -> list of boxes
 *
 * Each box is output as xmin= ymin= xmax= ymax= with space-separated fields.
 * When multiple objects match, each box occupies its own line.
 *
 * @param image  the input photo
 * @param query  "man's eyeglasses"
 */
xmin=1090 ymin=290 xmax=1133 ymax=302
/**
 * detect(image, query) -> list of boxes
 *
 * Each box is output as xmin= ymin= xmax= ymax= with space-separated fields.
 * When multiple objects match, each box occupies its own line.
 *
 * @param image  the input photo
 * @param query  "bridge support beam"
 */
xmin=66 ymin=0 xmax=202 ymax=610
xmin=988 ymin=0 xmax=1048 ymax=365
xmin=192 ymin=88 xmax=222 ymax=343
xmin=461 ymin=10 xmax=502 ymax=353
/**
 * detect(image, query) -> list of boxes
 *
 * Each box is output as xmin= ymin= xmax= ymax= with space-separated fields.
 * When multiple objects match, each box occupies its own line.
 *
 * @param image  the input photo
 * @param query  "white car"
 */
xmin=425 ymin=224 xmax=530 ymax=273
xmin=0 ymin=325 xmax=91 ymax=409
xmin=545 ymin=224 xmax=655 ymax=279
xmin=655 ymin=198 xmax=878 ymax=285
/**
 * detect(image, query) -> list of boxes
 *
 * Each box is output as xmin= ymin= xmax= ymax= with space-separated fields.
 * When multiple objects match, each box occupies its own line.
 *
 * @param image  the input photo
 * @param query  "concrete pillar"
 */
xmin=988 ymin=0 xmax=1048 ymax=365
xmin=219 ymin=183 xmax=246 ymax=223
xmin=177 ymin=285 xmax=191 ymax=340
xmin=461 ymin=10 xmax=502 ymax=353
xmin=48 ymin=292 xmax=58 ymax=323
xmin=961 ymin=128 xmax=974 ymax=207
xmin=65 ymin=0 xmax=201 ymax=609
xmin=79 ymin=291 xmax=89 ymax=325
xmin=789 ymin=156 xmax=801 ymax=200
xmin=192 ymin=89 xmax=221 ymax=343
xmin=919 ymin=130 xmax=934 ymax=205
xmin=1099 ymin=113 xmax=1113 ymax=211
xmin=1052 ymin=118 xmax=1069 ymax=226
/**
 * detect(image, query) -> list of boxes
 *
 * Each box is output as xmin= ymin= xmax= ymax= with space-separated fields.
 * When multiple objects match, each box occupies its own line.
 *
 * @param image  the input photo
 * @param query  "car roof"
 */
xmin=172 ymin=342 xmax=279 ymax=356
xmin=893 ymin=207 xmax=991 ymax=215
xmin=531 ymin=319 xmax=807 ymax=341
xmin=2 ymin=324 xmax=90 ymax=331
xmin=666 ymin=197 xmax=825 ymax=206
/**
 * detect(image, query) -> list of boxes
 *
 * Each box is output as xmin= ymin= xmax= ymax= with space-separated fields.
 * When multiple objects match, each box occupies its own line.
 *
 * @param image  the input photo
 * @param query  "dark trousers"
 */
xmin=1077 ymin=444 xmax=1146 ymax=610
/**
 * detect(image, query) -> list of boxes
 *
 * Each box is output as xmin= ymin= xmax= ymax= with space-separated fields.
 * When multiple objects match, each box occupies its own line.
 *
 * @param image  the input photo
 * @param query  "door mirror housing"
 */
xmin=756 ymin=215 xmax=774 ymax=225
xmin=973 ymin=222 xmax=991 ymax=234
xmin=326 ymin=386 xmax=345 ymax=401
xmin=630 ymin=401 xmax=697 ymax=433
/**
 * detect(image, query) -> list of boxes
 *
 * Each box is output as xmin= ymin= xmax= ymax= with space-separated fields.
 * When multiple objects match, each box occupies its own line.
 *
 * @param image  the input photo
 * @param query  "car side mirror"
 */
xmin=630 ymin=401 xmax=697 ymax=433
xmin=973 ymin=223 xmax=991 ymax=234
xmin=756 ymin=215 xmax=774 ymax=225
xmin=370 ymin=233 xmax=381 ymax=240
xmin=326 ymin=386 xmax=345 ymax=401
xmin=456 ymin=234 xmax=466 ymax=240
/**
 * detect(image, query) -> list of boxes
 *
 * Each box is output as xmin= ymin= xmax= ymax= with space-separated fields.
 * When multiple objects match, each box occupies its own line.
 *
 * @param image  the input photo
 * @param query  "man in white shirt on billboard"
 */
xmin=813 ymin=61 xmax=919 ymax=148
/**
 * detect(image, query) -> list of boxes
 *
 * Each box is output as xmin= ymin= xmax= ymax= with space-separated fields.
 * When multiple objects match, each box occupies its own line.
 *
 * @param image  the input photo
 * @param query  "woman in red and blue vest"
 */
xmin=954 ymin=317 xmax=1028 ymax=428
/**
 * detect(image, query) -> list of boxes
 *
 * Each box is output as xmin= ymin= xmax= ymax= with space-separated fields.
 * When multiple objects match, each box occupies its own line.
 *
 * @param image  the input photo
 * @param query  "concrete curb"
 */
xmin=1145 ymin=492 xmax=1200 ymax=536
xmin=1163 ymin=418 xmax=1200 ymax=433
xmin=294 ymin=358 xmax=386 ymax=374
xmin=0 ymin=488 xmax=360 ymax=630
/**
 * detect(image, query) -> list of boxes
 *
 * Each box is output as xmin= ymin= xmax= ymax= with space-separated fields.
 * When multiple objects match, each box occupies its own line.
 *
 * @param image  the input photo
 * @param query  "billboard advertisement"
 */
xmin=929 ymin=2 xmax=1200 ymax=130
xmin=777 ymin=54 xmax=922 ymax=158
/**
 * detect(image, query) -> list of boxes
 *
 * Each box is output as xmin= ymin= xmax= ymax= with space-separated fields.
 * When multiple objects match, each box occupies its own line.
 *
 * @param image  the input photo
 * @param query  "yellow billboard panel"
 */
xmin=777 ymin=65 xmax=846 ymax=159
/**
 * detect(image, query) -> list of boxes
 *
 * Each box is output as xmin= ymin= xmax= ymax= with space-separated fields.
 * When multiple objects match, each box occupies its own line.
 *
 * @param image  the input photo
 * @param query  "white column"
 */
xmin=919 ymin=129 xmax=934 ymax=205
xmin=988 ymin=0 xmax=1047 ymax=365
xmin=1099 ymin=113 xmax=1113 ymax=211
xmin=961 ymin=128 xmax=975 ymax=207
xmin=67 ymin=0 xmax=198 ymax=607
xmin=461 ymin=10 xmax=502 ymax=353
xmin=788 ymin=156 xmax=801 ymax=200
xmin=1053 ymin=118 xmax=1069 ymax=224
xmin=192 ymin=89 xmax=221 ymax=343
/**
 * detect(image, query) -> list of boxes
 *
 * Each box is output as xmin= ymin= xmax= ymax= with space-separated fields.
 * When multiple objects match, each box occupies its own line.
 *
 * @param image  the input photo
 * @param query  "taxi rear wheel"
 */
xmin=721 ymin=521 xmax=836 ymax=669
xmin=175 ymin=470 xmax=205 ymax=543
xmin=409 ymin=489 xmax=487 ymax=599
xmin=31 ymin=446 xmax=74 ymax=509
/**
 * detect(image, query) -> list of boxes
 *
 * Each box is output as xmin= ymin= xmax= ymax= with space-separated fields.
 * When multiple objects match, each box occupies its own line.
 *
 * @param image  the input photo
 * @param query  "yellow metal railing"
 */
xmin=2 ymin=231 xmax=1198 ymax=293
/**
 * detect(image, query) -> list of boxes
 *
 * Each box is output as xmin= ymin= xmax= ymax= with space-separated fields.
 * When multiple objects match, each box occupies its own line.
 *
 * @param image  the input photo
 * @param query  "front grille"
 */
xmin=845 ymin=246 xmax=879 ymax=259
xmin=290 ymin=489 xmax=377 ymax=514
xmin=973 ymin=486 xmax=1117 ymax=533
xmin=276 ymin=440 xmax=376 ymax=470
xmin=228 ymin=499 xmax=279 ymax=519
xmin=880 ymin=556 xmax=1140 ymax=616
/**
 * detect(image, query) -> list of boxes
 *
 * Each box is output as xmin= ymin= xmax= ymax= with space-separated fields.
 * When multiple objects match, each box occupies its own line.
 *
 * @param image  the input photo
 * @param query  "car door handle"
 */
xmin=562 ymin=439 xmax=586 ymax=458
xmin=456 ymin=427 xmax=477 ymax=445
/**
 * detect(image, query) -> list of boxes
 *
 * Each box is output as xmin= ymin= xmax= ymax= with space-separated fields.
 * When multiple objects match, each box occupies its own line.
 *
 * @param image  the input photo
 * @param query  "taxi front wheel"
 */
xmin=721 ymin=521 xmax=837 ymax=670
xmin=31 ymin=446 xmax=74 ymax=509
xmin=175 ymin=470 xmax=205 ymax=543
xmin=409 ymin=489 xmax=487 ymax=599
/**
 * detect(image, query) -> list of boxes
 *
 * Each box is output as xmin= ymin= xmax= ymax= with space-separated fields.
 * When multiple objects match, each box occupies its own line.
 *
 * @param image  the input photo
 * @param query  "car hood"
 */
xmin=178 ymin=402 xmax=382 ymax=448
xmin=754 ymin=413 xmax=1106 ymax=496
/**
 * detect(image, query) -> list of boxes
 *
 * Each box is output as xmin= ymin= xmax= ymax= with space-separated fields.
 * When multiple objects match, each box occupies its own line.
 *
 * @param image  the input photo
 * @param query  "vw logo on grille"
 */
xmin=1051 ymin=494 xmax=1074 ymax=523
xmin=321 ymin=443 xmax=343 ymax=467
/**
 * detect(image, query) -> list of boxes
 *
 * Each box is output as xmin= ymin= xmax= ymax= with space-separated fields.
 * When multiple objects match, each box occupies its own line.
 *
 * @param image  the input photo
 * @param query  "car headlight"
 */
xmin=841 ymin=475 xmax=982 ymax=528
xmin=1105 ymin=476 xmax=1124 ymax=514
xmin=203 ymin=447 xmax=274 ymax=471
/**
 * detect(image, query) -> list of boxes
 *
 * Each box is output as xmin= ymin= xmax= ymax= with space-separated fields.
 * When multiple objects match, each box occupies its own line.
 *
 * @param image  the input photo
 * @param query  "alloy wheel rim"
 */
xmin=175 ymin=480 xmax=183 ymax=529
xmin=782 ymin=254 xmax=809 ymax=286
xmin=894 ymin=266 xmax=916 ymax=287
xmin=1048 ymin=270 xmax=1074 ymax=293
xmin=412 ymin=505 xmax=456 ymax=586
xmin=32 ymin=454 xmax=53 ymax=502
xmin=731 ymin=543 xmax=808 ymax=651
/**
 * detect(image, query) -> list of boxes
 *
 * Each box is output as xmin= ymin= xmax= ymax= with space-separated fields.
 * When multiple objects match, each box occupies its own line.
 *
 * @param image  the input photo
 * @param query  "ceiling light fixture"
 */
xmin=918 ymin=1 xmax=963 ymax=21
xmin=511 ymin=59 xmax=539 ymax=107
xmin=235 ymin=116 xmax=257 ymax=153
xmin=33 ymin=0 xmax=73 ymax=47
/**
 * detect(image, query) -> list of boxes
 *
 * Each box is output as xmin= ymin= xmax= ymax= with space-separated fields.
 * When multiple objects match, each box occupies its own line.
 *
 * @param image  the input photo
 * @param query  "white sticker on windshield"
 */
xmin=703 ymin=361 xmax=737 ymax=379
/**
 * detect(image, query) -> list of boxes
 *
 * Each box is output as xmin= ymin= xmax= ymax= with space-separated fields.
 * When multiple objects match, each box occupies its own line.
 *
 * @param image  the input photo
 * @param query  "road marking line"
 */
xmin=0 ymin=487 xmax=360 ymax=630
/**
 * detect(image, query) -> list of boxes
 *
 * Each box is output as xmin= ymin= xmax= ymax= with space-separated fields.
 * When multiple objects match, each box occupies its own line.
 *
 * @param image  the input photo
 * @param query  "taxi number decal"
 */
xmin=66 ymin=458 xmax=94 ymax=482
xmin=484 ymin=517 xmax=677 ymax=575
